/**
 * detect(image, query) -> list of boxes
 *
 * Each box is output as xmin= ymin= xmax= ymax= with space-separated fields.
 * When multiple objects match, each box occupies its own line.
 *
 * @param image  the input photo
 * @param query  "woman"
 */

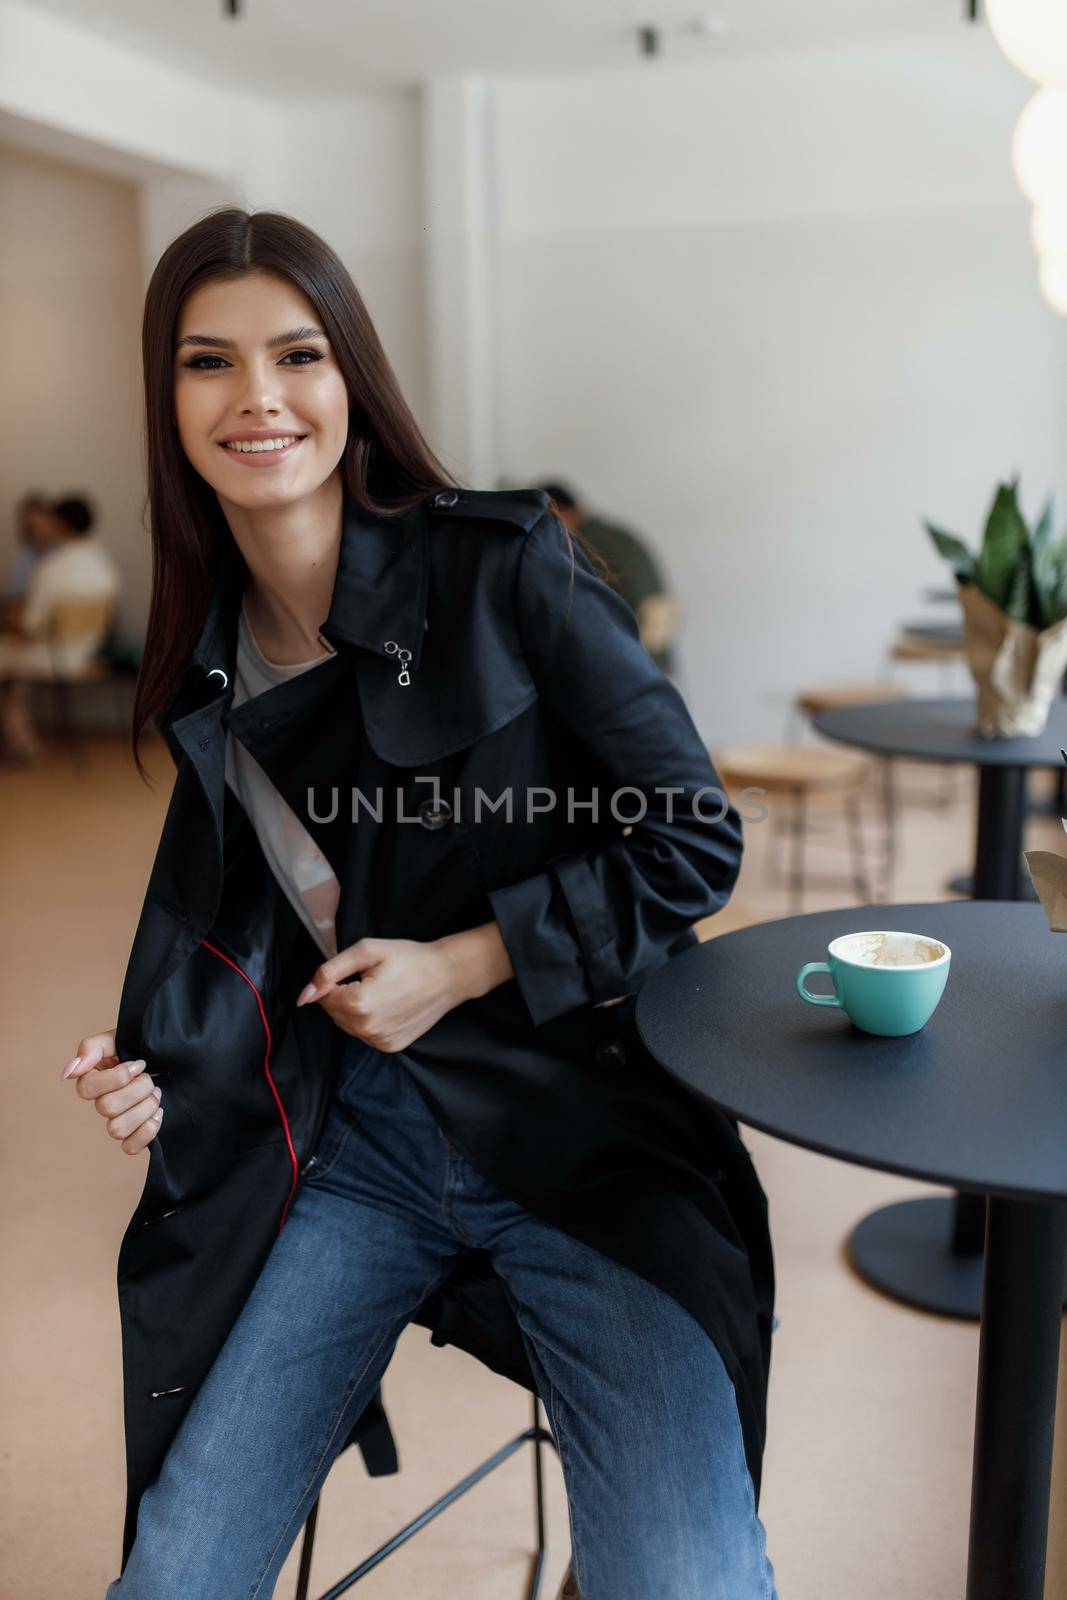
xmin=5 ymin=491 xmax=52 ymax=604
xmin=62 ymin=209 xmax=776 ymax=1600
xmin=0 ymin=494 xmax=120 ymax=762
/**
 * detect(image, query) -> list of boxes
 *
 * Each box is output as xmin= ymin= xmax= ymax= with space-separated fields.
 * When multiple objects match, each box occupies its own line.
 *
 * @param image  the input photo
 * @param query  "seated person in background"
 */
xmin=0 ymin=495 xmax=120 ymax=764
xmin=536 ymin=480 xmax=680 ymax=676
xmin=2 ymin=491 xmax=54 ymax=624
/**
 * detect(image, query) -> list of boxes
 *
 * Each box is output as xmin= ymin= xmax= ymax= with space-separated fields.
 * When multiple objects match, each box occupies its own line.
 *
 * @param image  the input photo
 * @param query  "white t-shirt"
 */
xmin=224 ymin=601 xmax=342 ymax=960
xmin=14 ymin=536 xmax=120 ymax=676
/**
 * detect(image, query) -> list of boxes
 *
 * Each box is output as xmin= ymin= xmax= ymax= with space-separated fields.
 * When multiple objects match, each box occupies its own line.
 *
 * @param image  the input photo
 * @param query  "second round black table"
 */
xmin=813 ymin=696 xmax=1067 ymax=902
xmin=636 ymin=900 xmax=1067 ymax=1600
xmin=811 ymin=696 xmax=1067 ymax=1316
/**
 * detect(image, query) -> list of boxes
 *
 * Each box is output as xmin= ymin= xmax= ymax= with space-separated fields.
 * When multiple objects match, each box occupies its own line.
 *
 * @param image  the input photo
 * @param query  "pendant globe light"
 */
xmin=987 ymin=0 xmax=1067 ymax=87
xmin=1030 ymin=201 xmax=1067 ymax=260
xmin=1012 ymin=89 xmax=1067 ymax=202
xmin=986 ymin=2 xmax=1067 ymax=311
xmin=1038 ymin=257 xmax=1067 ymax=313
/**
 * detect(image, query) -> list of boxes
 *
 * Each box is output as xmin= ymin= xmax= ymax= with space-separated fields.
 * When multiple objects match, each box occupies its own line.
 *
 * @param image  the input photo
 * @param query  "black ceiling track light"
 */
xmin=224 ymin=0 xmax=241 ymax=16
xmin=966 ymin=0 xmax=980 ymax=20
xmin=638 ymin=25 xmax=661 ymax=57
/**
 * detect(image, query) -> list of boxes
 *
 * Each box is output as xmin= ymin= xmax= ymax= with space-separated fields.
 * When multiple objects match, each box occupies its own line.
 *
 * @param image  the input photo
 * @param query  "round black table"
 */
xmin=635 ymin=901 xmax=1067 ymax=1600
xmin=812 ymin=697 xmax=1067 ymax=1316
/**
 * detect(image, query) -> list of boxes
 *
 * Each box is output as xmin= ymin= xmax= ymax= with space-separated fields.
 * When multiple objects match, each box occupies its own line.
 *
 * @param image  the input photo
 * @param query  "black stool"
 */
xmin=295 ymin=1388 xmax=560 ymax=1599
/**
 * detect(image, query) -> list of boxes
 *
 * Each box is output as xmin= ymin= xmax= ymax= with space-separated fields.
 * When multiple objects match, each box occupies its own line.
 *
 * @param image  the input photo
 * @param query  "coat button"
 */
xmin=594 ymin=1037 xmax=627 ymax=1068
xmin=417 ymin=797 xmax=453 ymax=830
xmin=433 ymin=489 xmax=460 ymax=509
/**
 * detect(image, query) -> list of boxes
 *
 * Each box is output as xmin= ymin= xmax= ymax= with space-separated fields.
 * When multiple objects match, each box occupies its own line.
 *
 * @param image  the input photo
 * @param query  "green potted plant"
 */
xmin=925 ymin=479 xmax=1067 ymax=737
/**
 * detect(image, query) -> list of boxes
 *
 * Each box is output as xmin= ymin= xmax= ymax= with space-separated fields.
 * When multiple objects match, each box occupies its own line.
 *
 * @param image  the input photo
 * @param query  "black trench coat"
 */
xmin=112 ymin=484 xmax=775 ymax=1570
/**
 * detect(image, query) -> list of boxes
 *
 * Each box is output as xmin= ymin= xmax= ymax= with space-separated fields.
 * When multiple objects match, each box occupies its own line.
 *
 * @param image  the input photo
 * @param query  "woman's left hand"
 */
xmin=295 ymin=925 xmax=512 ymax=1052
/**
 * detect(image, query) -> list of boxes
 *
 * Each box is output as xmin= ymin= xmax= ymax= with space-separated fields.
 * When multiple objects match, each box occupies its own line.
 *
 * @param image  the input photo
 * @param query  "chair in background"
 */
xmin=887 ymin=629 xmax=969 ymax=808
xmin=794 ymin=681 xmax=906 ymax=900
xmin=44 ymin=595 xmax=124 ymax=770
xmin=888 ymin=627 xmax=966 ymax=702
xmin=714 ymin=743 xmax=875 ymax=914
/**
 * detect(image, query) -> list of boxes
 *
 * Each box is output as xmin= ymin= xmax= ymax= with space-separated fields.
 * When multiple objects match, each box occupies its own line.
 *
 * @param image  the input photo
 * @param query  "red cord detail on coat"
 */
xmin=200 ymin=939 xmax=299 ymax=1234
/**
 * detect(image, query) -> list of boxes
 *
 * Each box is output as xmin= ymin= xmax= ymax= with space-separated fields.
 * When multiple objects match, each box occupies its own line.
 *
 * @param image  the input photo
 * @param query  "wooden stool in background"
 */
xmin=713 ymin=744 xmax=873 ymax=914
xmin=795 ymin=682 xmax=906 ymax=900
xmin=795 ymin=682 xmax=908 ymax=719
xmin=888 ymin=633 xmax=969 ymax=809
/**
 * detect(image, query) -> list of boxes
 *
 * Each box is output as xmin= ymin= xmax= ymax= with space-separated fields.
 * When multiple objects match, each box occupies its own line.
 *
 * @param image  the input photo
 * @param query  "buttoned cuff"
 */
xmin=487 ymin=869 xmax=597 ymax=1027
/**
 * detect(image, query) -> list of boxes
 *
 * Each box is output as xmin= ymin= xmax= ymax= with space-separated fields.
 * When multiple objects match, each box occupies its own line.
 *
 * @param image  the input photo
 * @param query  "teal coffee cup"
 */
xmin=795 ymin=930 xmax=951 ymax=1037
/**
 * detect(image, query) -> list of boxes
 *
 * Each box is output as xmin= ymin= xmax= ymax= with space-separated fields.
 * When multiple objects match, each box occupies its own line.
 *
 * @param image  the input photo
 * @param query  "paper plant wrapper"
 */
xmin=1024 ymin=850 xmax=1067 ymax=930
xmin=959 ymin=583 xmax=1067 ymax=738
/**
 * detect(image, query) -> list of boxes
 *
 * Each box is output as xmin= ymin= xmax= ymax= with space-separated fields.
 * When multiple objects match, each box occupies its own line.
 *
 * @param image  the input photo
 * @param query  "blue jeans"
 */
xmin=108 ymin=1038 xmax=777 ymax=1600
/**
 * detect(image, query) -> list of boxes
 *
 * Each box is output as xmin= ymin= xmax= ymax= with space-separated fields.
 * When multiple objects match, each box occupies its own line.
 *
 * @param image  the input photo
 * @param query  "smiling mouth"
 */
xmin=220 ymin=434 xmax=307 ymax=454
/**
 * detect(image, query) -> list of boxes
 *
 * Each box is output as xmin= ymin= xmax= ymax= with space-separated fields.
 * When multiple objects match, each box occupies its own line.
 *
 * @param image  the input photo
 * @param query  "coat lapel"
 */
xmin=319 ymin=492 xmax=430 ymax=674
xmin=159 ymin=487 xmax=431 ymax=931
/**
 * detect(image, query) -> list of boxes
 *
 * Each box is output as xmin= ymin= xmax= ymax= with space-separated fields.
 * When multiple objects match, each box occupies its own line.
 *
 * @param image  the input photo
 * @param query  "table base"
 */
xmin=966 ymin=1197 xmax=1067 ymax=1600
xmin=850 ymin=1195 xmax=1066 ymax=1598
xmin=848 ymin=1196 xmax=1067 ymax=1319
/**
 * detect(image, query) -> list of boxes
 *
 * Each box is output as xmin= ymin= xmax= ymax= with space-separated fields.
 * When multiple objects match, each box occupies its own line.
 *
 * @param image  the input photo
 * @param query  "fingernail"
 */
xmin=296 ymin=983 xmax=318 ymax=1006
xmin=60 ymin=1056 xmax=82 ymax=1081
xmin=153 ymin=1107 xmax=163 ymax=1123
xmin=128 ymin=1059 xmax=147 ymax=1077
xmin=152 ymin=1086 xmax=162 ymax=1102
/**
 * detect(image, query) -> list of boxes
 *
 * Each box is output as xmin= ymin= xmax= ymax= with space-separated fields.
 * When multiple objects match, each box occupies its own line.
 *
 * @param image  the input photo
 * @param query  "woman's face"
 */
xmin=173 ymin=270 xmax=350 ymax=512
xmin=18 ymin=506 xmax=53 ymax=546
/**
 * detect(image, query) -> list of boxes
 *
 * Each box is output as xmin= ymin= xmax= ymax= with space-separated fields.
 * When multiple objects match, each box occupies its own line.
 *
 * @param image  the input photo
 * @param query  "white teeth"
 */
xmin=223 ymin=436 xmax=302 ymax=453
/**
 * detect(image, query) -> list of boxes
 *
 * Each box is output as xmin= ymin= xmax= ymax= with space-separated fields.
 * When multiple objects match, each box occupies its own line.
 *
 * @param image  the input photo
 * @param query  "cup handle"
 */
xmin=795 ymin=962 xmax=842 ymax=1008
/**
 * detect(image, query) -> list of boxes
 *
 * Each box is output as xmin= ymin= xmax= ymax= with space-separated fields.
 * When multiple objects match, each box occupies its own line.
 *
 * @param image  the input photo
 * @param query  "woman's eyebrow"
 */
xmin=175 ymin=326 xmax=328 ymax=351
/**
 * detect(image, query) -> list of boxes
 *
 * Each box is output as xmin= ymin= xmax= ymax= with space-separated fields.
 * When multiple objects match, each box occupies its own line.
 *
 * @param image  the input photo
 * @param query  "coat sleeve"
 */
xmin=486 ymin=510 xmax=743 ymax=1027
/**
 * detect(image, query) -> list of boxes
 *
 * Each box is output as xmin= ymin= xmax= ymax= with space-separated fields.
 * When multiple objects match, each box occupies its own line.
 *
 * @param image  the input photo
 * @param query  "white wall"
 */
xmin=137 ymin=91 xmax=429 ymax=437
xmin=236 ymin=92 xmax=428 ymax=422
xmin=1 ymin=1 xmax=428 ymax=644
xmin=0 ymin=0 xmax=248 ymax=184
xmin=492 ymin=35 xmax=1067 ymax=742
xmin=0 ymin=144 xmax=147 ymax=636
xmin=4 ymin=2 xmax=1066 ymax=738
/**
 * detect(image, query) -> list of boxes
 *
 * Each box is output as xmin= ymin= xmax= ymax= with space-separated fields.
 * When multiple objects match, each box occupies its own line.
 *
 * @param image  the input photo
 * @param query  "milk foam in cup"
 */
xmin=795 ymin=930 xmax=951 ymax=1036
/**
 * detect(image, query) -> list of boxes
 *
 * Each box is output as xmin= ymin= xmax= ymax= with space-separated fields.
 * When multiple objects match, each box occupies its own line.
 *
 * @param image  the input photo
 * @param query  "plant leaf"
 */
xmin=1031 ymin=496 xmax=1055 ymax=556
xmin=1005 ymin=544 xmax=1032 ymax=623
xmin=978 ymin=483 xmax=1030 ymax=610
xmin=1032 ymin=538 xmax=1067 ymax=628
xmin=924 ymin=520 xmax=975 ymax=583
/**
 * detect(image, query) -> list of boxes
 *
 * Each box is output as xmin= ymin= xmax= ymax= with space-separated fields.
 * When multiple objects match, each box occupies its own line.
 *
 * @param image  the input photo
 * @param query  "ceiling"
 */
xmin=29 ymin=0 xmax=975 ymax=95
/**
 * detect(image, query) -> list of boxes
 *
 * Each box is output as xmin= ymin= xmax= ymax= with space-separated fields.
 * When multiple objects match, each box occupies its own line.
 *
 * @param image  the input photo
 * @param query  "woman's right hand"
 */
xmin=61 ymin=1030 xmax=163 ymax=1154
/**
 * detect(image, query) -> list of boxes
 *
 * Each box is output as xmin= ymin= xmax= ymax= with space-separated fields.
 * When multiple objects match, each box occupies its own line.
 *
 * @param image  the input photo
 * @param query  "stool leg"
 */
xmin=763 ymin=795 xmax=786 ymax=888
xmin=878 ymin=756 xmax=898 ymax=902
xmin=788 ymin=786 xmax=806 ymax=915
xmin=111 ymin=674 xmax=128 ymax=739
xmin=527 ymin=1392 xmax=549 ymax=1600
xmin=51 ymin=677 xmax=84 ymax=771
xmin=844 ymin=789 xmax=872 ymax=905
xmin=294 ymin=1493 xmax=320 ymax=1600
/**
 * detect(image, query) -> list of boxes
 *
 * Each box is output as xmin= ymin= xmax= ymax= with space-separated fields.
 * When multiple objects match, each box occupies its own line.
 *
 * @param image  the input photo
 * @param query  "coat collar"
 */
xmin=183 ymin=483 xmax=431 ymax=701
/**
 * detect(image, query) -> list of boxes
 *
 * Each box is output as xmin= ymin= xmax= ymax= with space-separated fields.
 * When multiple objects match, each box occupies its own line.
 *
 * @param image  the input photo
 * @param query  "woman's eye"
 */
xmin=181 ymin=349 xmax=323 ymax=371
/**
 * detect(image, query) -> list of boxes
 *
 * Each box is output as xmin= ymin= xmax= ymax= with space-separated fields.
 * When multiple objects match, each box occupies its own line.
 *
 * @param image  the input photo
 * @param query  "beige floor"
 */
xmin=2 ymin=731 xmax=1067 ymax=1599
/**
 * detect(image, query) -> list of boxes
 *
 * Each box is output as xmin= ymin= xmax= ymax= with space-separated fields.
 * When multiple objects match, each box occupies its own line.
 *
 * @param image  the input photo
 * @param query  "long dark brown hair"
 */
xmin=132 ymin=206 xmax=457 ymax=779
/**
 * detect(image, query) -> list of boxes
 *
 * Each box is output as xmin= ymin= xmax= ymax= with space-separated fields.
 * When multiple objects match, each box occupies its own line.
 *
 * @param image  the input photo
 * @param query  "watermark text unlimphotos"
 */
xmin=305 ymin=780 xmax=769 ymax=826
